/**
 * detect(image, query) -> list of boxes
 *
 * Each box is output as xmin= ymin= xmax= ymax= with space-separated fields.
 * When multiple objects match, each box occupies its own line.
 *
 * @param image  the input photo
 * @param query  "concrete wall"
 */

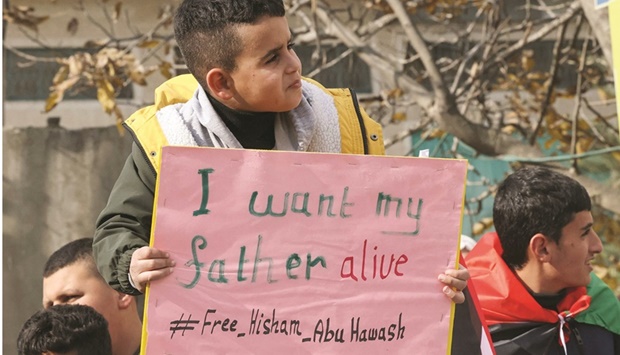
xmin=3 ymin=123 xmax=132 ymax=354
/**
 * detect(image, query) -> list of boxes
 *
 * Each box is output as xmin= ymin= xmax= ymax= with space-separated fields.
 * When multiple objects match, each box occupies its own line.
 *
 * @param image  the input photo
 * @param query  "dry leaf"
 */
xmin=428 ymin=129 xmax=446 ymax=139
xmin=521 ymin=50 xmax=535 ymax=72
xmin=113 ymin=2 xmax=123 ymax=22
xmin=96 ymin=53 xmax=109 ymax=69
xmin=44 ymin=91 xmax=63 ymax=112
xmin=137 ymin=40 xmax=161 ymax=49
xmin=386 ymin=88 xmax=403 ymax=99
xmin=501 ymin=125 xmax=516 ymax=135
xmin=391 ymin=112 xmax=406 ymax=122
xmin=473 ymin=217 xmax=494 ymax=236
xmin=15 ymin=5 xmax=33 ymax=12
xmin=4 ymin=6 xmax=49 ymax=32
xmin=52 ymin=65 xmax=69 ymax=85
xmin=84 ymin=39 xmax=110 ymax=48
xmin=67 ymin=17 xmax=78 ymax=35
xmin=159 ymin=61 xmax=173 ymax=79
xmin=97 ymin=80 xmax=116 ymax=114
xmin=54 ymin=75 xmax=80 ymax=93
xmin=129 ymin=70 xmax=147 ymax=86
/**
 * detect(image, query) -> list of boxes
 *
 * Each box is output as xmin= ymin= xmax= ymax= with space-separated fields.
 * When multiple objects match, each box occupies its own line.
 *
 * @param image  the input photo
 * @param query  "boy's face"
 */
xmin=226 ymin=15 xmax=302 ymax=112
xmin=42 ymin=260 xmax=123 ymax=352
xmin=544 ymin=210 xmax=603 ymax=291
xmin=42 ymin=260 xmax=119 ymax=314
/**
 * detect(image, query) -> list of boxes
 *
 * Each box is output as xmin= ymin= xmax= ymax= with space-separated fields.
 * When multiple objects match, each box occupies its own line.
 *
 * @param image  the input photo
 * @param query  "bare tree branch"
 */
xmin=530 ymin=21 xmax=567 ymax=144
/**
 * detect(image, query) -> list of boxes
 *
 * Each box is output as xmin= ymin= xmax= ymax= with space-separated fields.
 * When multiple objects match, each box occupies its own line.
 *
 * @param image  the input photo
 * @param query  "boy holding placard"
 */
xmin=93 ymin=0 xmax=468 ymax=305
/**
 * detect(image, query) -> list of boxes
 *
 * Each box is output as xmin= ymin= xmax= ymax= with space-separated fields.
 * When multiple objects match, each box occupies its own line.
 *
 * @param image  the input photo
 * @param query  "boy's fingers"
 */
xmin=130 ymin=257 xmax=175 ymax=280
xmin=438 ymin=267 xmax=469 ymax=304
xmin=137 ymin=258 xmax=176 ymax=271
xmin=134 ymin=268 xmax=174 ymax=288
xmin=438 ymin=274 xmax=467 ymax=292
xmin=133 ymin=246 xmax=170 ymax=260
xmin=129 ymin=247 xmax=175 ymax=292
xmin=443 ymin=286 xmax=465 ymax=304
xmin=444 ymin=268 xmax=470 ymax=281
xmin=141 ymin=268 xmax=174 ymax=282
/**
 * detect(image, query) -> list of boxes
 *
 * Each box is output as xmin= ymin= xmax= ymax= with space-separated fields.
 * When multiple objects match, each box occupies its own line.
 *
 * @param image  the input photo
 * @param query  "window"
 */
xmin=4 ymin=47 xmax=133 ymax=101
xmin=296 ymin=44 xmax=373 ymax=93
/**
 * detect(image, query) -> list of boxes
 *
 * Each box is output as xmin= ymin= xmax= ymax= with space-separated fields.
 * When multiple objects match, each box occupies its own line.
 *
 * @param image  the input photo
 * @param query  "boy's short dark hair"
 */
xmin=174 ymin=0 xmax=285 ymax=90
xmin=17 ymin=304 xmax=112 ymax=355
xmin=43 ymin=238 xmax=99 ymax=278
xmin=493 ymin=166 xmax=591 ymax=270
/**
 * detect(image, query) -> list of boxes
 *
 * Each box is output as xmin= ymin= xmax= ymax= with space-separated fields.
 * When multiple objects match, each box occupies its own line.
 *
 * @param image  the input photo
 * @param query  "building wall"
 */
xmin=3 ymin=124 xmax=132 ymax=354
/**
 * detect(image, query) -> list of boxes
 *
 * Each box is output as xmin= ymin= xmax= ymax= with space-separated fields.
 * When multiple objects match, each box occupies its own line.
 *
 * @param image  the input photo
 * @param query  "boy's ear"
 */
xmin=530 ymin=233 xmax=552 ymax=263
xmin=206 ymin=68 xmax=234 ymax=101
xmin=116 ymin=291 xmax=134 ymax=310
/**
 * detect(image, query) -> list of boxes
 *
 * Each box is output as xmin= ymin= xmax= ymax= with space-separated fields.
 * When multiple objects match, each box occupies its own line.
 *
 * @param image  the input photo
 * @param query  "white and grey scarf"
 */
xmin=155 ymin=80 xmax=341 ymax=153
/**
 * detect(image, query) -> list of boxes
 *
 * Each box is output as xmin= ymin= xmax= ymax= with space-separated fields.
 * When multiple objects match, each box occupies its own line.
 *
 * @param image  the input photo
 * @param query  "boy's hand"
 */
xmin=129 ymin=246 xmax=176 ymax=292
xmin=438 ymin=268 xmax=470 ymax=304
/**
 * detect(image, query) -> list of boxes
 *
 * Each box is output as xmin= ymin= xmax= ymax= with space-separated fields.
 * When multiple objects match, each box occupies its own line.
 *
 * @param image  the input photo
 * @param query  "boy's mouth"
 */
xmin=289 ymin=79 xmax=302 ymax=89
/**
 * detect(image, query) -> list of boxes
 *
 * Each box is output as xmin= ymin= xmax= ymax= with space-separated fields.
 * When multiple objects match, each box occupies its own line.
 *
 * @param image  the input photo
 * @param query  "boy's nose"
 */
xmin=590 ymin=231 xmax=603 ymax=254
xmin=286 ymin=51 xmax=301 ymax=74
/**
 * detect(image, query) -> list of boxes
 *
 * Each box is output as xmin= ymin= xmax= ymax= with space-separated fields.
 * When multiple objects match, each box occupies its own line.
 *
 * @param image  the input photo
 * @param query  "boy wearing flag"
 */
xmin=466 ymin=167 xmax=620 ymax=354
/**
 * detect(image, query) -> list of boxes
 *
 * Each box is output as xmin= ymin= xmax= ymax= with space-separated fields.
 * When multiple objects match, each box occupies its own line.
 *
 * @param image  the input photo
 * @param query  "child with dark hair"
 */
xmin=493 ymin=166 xmax=594 ymax=271
xmin=93 ymin=0 xmax=468 ymax=304
xmin=466 ymin=167 xmax=620 ymax=354
xmin=44 ymin=238 xmax=102 ymax=278
xmin=17 ymin=304 xmax=112 ymax=355
xmin=43 ymin=238 xmax=141 ymax=355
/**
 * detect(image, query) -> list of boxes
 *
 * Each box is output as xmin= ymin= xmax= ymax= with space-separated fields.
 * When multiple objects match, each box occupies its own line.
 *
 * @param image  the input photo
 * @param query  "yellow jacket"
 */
xmin=124 ymin=74 xmax=384 ymax=173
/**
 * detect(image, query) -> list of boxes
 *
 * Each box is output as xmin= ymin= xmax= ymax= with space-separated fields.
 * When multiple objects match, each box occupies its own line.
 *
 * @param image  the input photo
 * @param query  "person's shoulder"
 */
xmin=587 ymin=273 xmax=620 ymax=307
xmin=576 ymin=273 xmax=620 ymax=335
xmin=301 ymin=76 xmax=328 ymax=90
xmin=125 ymin=75 xmax=199 ymax=130
xmin=153 ymin=74 xmax=199 ymax=108
xmin=302 ymin=77 xmax=351 ymax=99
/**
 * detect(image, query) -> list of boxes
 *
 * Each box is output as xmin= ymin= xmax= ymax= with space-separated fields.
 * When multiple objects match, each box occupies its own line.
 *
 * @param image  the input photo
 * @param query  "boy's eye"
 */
xmin=266 ymin=54 xmax=278 ymax=64
xmin=59 ymin=294 xmax=81 ymax=304
xmin=266 ymin=42 xmax=295 ymax=64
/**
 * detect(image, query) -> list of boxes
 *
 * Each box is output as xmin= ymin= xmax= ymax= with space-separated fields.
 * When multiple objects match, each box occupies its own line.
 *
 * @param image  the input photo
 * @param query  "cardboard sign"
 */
xmin=142 ymin=146 xmax=467 ymax=354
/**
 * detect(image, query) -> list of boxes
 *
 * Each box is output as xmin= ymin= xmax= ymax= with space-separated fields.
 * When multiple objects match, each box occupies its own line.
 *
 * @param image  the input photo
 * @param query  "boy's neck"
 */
xmin=514 ymin=262 xmax=562 ymax=295
xmin=206 ymin=91 xmax=277 ymax=150
xmin=529 ymin=289 xmax=567 ymax=310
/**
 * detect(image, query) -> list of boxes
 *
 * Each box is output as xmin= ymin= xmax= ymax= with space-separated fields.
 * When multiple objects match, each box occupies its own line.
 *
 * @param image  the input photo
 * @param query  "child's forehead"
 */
xmin=235 ymin=16 xmax=291 ymax=48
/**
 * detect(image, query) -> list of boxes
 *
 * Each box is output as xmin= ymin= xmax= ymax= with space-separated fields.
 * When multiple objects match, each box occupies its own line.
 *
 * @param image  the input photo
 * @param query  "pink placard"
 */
xmin=142 ymin=146 xmax=468 ymax=354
